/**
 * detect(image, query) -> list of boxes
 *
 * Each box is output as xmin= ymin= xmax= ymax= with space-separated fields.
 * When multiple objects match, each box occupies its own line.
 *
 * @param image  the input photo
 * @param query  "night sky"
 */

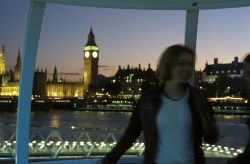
xmin=1 ymin=0 xmax=250 ymax=79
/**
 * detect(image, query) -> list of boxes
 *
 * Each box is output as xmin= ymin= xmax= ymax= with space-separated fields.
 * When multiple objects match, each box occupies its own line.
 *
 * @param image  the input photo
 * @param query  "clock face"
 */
xmin=92 ymin=51 xmax=98 ymax=58
xmin=84 ymin=51 xmax=90 ymax=58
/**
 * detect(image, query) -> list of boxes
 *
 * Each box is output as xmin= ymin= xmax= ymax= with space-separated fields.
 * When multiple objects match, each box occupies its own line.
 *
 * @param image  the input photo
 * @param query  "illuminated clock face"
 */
xmin=92 ymin=51 xmax=98 ymax=58
xmin=84 ymin=51 xmax=90 ymax=58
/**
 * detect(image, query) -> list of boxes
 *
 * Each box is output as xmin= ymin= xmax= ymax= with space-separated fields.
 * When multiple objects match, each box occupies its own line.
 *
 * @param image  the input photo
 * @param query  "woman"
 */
xmin=100 ymin=44 xmax=219 ymax=164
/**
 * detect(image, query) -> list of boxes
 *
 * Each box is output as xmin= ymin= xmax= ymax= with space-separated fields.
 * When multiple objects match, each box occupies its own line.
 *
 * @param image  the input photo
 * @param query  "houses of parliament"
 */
xmin=0 ymin=28 xmax=99 ymax=98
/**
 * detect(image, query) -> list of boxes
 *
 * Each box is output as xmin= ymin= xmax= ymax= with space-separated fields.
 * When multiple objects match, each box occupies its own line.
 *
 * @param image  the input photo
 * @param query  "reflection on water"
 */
xmin=0 ymin=110 xmax=131 ymax=129
xmin=0 ymin=110 xmax=249 ymax=129
xmin=50 ymin=114 xmax=60 ymax=127
xmin=215 ymin=114 xmax=250 ymax=124
xmin=0 ymin=110 xmax=249 ymax=149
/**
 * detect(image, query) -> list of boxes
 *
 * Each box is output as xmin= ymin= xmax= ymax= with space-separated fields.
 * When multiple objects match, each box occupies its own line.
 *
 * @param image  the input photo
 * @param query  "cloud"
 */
xmin=98 ymin=65 xmax=110 ymax=68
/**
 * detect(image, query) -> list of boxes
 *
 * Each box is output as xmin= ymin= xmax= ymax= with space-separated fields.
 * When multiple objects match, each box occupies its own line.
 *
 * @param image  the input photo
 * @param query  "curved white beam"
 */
xmin=15 ymin=1 xmax=45 ymax=164
xmin=185 ymin=10 xmax=199 ymax=85
xmin=34 ymin=0 xmax=250 ymax=10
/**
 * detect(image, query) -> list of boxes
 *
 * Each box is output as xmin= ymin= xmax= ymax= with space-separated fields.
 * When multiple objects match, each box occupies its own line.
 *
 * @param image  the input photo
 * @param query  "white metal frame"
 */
xmin=16 ymin=1 xmax=46 ymax=164
xmin=34 ymin=0 xmax=250 ymax=10
xmin=15 ymin=0 xmax=250 ymax=163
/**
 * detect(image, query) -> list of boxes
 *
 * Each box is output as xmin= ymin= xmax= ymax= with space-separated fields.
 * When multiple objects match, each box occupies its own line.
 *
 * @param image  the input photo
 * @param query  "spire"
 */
xmin=1 ymin=45 xmax=5 ymax=54
xmin=89 ymin=25 xmax=94 ymax=36
xmin=147 ymin=63 xmax=152 ymax=71
xmin=16 ymin=48 xmax=21 ymax=65
xmin=54 ymin=66 xmax=57 ymax=74
xmin=53 ymin=66 xmax=58 ymax=82
xmin=86 ymin=26 xmax=97 ymax=46
xmin=45 ymin=68 xmax=48 ymax=79
xmin=18 ymin=48 xmax=21 ymax=60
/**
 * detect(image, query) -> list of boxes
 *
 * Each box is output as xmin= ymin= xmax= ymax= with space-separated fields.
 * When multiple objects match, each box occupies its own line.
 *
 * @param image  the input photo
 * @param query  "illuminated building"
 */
xmin=0 ymin=49 xmax=20 ymax=96
xmin=83 ymin=27 xmax=99 ymax=93
xmin=112 ymin=63 xmax=158 ymax=99
xmin=0 ymin=81 xmax=19 ymax=96
xmin=0 ymin=27 xmax=159 ymax=99
xmin=13 ymin=49 xmax=21 ymax=82
xmin=46 ymin=65 xmax=83 ymax=97
xmin=0 ymin=48 xmax=84 ymax=98
xmin=0 ymin=28 xmax=101 ymax=98
xmin=46 ymin=81 xmax=83 ymax=98
xmin=0 ymin=45 xmax=5 ymax=75
xmin=202 ymin=57 xmax=244 ymax=83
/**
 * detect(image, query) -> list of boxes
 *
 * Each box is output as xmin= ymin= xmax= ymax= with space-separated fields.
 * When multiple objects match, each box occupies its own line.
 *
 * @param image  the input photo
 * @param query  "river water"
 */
xmin=0 ymin=110 xmax=249 ymax=150
xmin=0 ymin=110 xmax=249 ymax=129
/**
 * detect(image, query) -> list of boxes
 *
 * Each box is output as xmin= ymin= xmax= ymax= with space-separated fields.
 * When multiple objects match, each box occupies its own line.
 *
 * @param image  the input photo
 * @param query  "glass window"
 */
xmin=197 ymin=7 xmax=250 ymax=161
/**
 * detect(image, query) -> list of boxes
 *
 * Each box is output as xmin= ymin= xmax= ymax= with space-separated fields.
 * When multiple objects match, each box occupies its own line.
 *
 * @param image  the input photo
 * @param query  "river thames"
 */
xmin=0 ymin=109 xmax=249 ymax=163
xmin=0 ymin=110 xmax=249 ymax=129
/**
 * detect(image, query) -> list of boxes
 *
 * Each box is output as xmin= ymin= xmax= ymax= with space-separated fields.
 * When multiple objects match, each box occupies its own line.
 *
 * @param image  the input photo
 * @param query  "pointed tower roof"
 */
xmin=54 ymin=66 xmax=57 ymax=74
xmin=85 ymin=26 xmax=97 ymax=46
xmin=16 ymin=48 xmax=21 ymax=64
xmin=2 ymin=45 xmax=5 ymax=54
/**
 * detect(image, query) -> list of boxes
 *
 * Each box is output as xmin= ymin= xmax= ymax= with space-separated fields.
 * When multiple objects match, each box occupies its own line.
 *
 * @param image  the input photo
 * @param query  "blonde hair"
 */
xmin=156 ymin=44 xmax=195 ymax=86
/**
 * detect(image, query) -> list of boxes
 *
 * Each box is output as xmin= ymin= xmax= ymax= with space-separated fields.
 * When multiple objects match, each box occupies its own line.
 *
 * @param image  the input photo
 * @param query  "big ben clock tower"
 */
xmin=83 ymin=27 xmax=99 ymax=93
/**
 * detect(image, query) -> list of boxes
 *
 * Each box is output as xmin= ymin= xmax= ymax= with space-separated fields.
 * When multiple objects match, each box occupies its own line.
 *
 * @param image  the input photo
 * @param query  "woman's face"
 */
xmin=171 ymin=53 xmax=194 ymax=84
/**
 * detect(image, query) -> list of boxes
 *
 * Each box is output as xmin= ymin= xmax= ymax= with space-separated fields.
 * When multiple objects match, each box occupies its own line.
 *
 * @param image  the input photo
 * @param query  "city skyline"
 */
xmin=1 ymin=0 xmax=250 ymax=77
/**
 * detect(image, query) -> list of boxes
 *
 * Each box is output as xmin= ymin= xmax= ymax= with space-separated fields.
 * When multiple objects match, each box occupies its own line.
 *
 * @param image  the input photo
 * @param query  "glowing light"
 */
xmin=92 ymin=51 xmax=98 ymax=58
xmin=84 ymin=46 xmax=99 ymax=51
xmin=84 ymin=51 xmax=90 ymax=58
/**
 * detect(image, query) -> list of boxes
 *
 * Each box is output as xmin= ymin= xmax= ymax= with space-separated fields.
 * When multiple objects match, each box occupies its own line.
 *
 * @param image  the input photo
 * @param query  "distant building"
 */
xmin=0 ymin=52 xmax=48 ymax=97
xmin=0 ymin=27 xmax=162 ymax=99
xmin=33 ymin=68 xmax=47 ymax=97
xmin=0 ymin=45 xmax=5 ymax=75
xmin=112 ymin=63 xmax=158 ymax=99
xmin=0 ymin=27 xmax=101 ymax=98
xmin=46 ymin=65 xmax=82 ymax=97
xmin=13 ymin=49 xmax=21 ymax=81
xmin=83 ymin=27 xmax=99 ymax=94
xmin=52 ymin=66 xmax=58 ymax=83
xmin=0 ymin=52 xmax=84 ymax=98
xmin=202 ymin=57 xmax=244 ymax=83
xmin=46 ymin=82 xmax=82 ymax=98
xmin=0 ymin=49 xmax=21 ymax=96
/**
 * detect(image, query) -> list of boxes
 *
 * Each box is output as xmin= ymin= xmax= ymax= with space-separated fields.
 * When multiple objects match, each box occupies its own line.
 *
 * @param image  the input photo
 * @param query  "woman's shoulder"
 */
xmin=140 ymin=86 xmax=161 ymax=98
xmin=186 ymin=84 xmax=206 ymax=102
xmin=186 ymin=83 xmax=201 ymax=94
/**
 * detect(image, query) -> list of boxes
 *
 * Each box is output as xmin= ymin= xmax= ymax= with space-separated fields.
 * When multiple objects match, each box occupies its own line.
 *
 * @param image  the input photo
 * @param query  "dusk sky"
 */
xmin=1 ymin=0 xmax=250 ymax=79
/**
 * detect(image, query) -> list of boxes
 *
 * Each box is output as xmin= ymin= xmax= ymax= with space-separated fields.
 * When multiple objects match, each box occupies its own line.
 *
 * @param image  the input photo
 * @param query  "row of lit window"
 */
xmin=112 ymin=79 xmax=145 ymax=83
xmin=208 ymin=70 xmax=243 ymax=75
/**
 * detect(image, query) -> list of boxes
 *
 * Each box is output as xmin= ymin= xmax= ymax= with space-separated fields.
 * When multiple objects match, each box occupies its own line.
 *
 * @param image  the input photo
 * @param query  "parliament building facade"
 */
xmin=0 ymin=28 xmax=99 ymax=98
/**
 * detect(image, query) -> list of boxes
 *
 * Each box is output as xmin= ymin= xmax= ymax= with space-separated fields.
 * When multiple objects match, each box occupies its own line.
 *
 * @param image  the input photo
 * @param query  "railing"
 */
xmin=0 ymin=125 xmax=144 ymax=158
xmin=0 ymin=122 xmax=248 ymax=161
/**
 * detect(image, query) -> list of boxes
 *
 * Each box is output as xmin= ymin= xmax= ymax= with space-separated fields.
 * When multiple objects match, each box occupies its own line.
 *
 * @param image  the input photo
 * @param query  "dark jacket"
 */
xmin=102 ymin=84 xmax=219 ymax=164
